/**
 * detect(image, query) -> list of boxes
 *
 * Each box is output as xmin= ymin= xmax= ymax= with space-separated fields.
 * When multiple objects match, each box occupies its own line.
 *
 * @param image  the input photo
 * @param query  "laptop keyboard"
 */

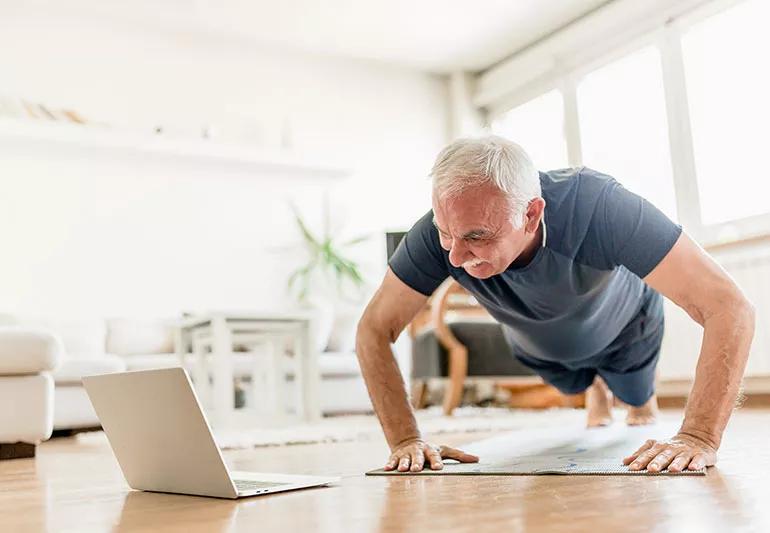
xmin=234 ymin=479 xmax=291 ymax=493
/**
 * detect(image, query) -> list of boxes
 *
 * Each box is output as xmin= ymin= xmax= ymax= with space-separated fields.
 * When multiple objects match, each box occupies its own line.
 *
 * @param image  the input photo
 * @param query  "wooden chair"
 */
xmin=408 ymin=279 xmax=581 ymax=415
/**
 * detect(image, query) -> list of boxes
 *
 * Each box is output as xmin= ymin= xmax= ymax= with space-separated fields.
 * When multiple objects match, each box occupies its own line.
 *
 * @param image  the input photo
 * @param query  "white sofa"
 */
xmin=0 ymin=326 xmax=63 ymax=459
xmin=5 ymin=315 xmax=384 ymax=431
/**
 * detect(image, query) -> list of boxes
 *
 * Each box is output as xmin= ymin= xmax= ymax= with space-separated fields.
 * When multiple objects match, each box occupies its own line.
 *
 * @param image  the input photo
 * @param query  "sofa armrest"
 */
xmin=0 ymin=327 xmax=63 ymax=375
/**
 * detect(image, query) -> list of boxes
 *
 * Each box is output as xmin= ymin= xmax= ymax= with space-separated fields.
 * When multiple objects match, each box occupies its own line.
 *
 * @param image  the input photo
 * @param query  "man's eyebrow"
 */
xmin=462 ymin=229 xmax=493 ymax=239
xmin=432 ymin=217 xmax=494 ymax=239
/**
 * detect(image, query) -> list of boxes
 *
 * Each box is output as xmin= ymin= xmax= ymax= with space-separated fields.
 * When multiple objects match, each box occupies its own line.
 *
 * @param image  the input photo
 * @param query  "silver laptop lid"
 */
xmin=83 ymin=367 xmax=237 ymax=499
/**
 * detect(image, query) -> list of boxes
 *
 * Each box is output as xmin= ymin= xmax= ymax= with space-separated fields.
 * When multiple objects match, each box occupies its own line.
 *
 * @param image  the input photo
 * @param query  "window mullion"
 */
xmin=561 ymin=76 xmax=583 ymax=169
xmin=658 ymin=23 xmax=703 ymax=234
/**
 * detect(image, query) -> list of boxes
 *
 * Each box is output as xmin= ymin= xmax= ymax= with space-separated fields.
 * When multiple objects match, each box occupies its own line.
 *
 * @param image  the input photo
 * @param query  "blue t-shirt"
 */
xmin=389 ymin=167 xmax=682 ymax=362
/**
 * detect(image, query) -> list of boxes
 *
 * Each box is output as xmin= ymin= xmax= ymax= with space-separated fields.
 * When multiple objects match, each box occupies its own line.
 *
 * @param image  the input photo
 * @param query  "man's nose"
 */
xmin=448 ymin=240 xmax=470 ymax=267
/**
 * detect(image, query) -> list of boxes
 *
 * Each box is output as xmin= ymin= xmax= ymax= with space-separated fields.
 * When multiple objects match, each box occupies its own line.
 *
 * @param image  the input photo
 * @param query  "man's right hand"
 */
xmin=384 ymin=438 xmax=480 ymax=472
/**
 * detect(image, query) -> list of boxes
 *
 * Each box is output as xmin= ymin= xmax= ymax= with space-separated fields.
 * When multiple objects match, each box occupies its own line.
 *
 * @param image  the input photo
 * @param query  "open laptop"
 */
xmin=83 ymin=367 xmax=339 ymax=499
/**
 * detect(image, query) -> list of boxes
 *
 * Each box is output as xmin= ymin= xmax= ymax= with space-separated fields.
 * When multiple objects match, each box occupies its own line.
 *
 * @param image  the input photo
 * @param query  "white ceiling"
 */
xmin=17 ymin=0 xmax=613 ymax=73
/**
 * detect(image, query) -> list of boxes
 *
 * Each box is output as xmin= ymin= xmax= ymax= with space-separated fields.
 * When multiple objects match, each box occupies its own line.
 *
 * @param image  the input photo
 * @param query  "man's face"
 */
xmin=431 ymin=183 xmax=539 ymax=279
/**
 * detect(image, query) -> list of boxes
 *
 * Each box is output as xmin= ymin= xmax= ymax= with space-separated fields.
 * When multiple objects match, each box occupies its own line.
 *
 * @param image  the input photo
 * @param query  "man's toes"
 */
xmin=626 ymin=414 xmax=657 ymax=426
xmin=587 ymin=414 xmax=613 ymax=428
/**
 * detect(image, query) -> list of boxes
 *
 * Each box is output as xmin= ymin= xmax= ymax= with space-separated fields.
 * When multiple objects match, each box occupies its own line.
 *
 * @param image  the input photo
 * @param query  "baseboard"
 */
xmin=0 ymin=442 xmax=36 ymax=460
xmin=658 ymin=376 xmax=770 ymax=397
xmin=658 ymin=375 xmax=770 ymax=409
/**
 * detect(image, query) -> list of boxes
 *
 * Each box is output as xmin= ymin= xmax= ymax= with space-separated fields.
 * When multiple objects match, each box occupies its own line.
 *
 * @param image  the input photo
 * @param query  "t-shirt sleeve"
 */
xmin=592 ymin=178 xmax=683 ymax=279
xmin=388 ymin=210 xmax=449 ymax=296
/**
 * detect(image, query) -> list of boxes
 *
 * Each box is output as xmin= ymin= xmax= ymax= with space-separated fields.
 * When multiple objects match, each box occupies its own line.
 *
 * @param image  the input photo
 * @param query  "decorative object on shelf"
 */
xmin=0 ymin=96 xmax=89 ymax=125
xmin=0 ymin=96 xmax=24 ymax=119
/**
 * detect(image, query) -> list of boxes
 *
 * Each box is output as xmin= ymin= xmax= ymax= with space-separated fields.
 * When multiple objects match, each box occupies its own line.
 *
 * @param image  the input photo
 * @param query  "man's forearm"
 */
xmin=356 ymin=327 xmax=421 ymax=449
xmin=679 ymin=300 xmax=755 ymax=448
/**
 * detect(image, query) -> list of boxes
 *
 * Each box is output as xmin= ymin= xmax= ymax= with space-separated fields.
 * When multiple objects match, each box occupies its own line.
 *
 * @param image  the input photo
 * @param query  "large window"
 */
xmin=682 ymin=0 xmax=770 ymax=225
xmin=491 ymin=89 xmax=569 ymax=172
xmin=577 ymin=46 xmax=679 ymax=221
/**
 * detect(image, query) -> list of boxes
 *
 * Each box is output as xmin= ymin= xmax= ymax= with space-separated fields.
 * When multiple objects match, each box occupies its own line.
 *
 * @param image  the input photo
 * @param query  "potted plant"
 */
xmin=287 ymin=201 xmax=370 ymax=352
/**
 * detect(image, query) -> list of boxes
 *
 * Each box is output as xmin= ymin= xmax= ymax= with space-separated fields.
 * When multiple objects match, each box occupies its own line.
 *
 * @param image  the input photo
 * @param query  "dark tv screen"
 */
xmin=385 ymin=231 xmax=407 ymax=262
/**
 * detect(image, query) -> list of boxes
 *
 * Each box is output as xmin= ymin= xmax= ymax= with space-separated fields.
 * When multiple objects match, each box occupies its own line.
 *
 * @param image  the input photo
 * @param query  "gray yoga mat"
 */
xmin=367 ymin=420 xmax=706 ymax=476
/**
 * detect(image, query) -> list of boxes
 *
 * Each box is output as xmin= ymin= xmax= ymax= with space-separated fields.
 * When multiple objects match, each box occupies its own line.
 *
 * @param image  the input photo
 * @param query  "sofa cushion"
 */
xmin=318 ymin=352 xmax=361 ymax=377
xmin=325 ymin=305 xmax=363 ymax=353
xmin=122 ymin=354 xmax=182 ymax=372
xmin=0 ymin=374 xmax=55 ymax=442
xmin=52 ymin=355 xmax=126 ymax=384
xmin=24 ymin=318 xmax=106 ymax=359
xmin=106 ymin=318 xmax=176 ymax=356
xmin=0 ymin=327 xmax=63 ymax=374
xmin=163 ymin=351 xmax=361 ymax=380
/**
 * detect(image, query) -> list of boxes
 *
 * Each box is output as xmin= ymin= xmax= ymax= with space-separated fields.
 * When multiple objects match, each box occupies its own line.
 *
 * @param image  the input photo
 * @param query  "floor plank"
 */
xmin=1 ymin=408 xmax=769 ymax=532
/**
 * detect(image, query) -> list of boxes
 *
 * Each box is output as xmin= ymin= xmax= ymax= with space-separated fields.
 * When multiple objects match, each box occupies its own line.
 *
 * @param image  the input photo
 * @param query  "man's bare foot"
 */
xmin=625 ymin=394 xmax=659 ymax=426
xmin=586 ymin=375 xmax=614 ymax=428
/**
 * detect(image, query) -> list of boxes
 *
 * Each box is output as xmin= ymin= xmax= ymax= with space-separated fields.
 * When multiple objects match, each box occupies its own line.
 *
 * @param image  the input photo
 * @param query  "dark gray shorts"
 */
xmin=513 ymin=292 xmax=665 ymax=407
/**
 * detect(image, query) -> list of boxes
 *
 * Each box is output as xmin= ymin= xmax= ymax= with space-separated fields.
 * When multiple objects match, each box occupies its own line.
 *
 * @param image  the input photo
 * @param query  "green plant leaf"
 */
xmin=286 ymin=203 xmax=368 ymax=302
xmin=290 ymin=203 xmax=321 ymax=251
xmin=341 ymin=233 xmax=371 ymax=246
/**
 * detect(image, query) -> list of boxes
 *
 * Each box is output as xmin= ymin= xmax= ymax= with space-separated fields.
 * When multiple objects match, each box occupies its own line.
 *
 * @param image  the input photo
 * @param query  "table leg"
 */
xmin=173 ymin=325 xmax=186 ymax=368
xmin=250 ymin=338 xmax=277 ymax=416
xmin=298 ymin=320 xmax=322 ymax=422
xmin=211 ymin=316 xmax=235 ymax=427
xmin=270 ymin=336 xmax=286 ymax=419
xmin=192 ymin=335 xmax=211 ymax=409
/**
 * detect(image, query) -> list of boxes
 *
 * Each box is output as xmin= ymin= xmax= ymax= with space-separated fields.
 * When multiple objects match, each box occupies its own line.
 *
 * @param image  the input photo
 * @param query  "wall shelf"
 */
xmin=0 ymin=118 xmax=350 ymax=179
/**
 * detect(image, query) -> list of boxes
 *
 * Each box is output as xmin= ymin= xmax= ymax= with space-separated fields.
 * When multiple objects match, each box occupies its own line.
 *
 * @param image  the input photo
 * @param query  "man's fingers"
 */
xmin=667 ymin=452 xmax=692 ymax=473
xmin=688 ymin=452 xmax=708 ymax=470
xmin=628 ymin=444 xmax=663 ymax=470
xmin=425 ymin=446 xmax=444 ymax=470
xmin=623 ymin=439 xmax=656 ymax=465
xmin=646 ymin=448 xmax=676 ymax=473
xmin=439 ymin=445 xmax=480 ymax=463
xmin=384 ymin=456 xmax=398 ymax=471
xmin=386 ymin=443 xmax=479 ymax=473
xmin=410 ymin=449 xmax=425 ymax=472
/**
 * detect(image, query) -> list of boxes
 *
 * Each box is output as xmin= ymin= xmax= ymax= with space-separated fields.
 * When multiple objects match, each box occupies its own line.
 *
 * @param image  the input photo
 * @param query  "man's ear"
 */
xmin=524 ymin=198 xmax=546 ymax=234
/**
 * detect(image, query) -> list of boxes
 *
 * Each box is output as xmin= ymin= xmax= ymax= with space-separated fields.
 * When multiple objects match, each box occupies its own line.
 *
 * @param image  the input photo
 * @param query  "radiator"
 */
xmin=658 ymin=241 xmax=770 ymax=381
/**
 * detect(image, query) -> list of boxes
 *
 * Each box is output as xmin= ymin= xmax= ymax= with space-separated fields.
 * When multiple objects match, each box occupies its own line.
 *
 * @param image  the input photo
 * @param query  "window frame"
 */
xmin=483 ymin=0 xmax=770 ymax=248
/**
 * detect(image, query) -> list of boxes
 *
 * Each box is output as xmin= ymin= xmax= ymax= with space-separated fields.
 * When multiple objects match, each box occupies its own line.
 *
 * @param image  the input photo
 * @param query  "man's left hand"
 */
xmin=623 ymin=433 xmax=717 ymax=472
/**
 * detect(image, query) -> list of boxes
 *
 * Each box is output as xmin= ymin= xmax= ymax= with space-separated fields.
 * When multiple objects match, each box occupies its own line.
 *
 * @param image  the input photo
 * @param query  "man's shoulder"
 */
xmin=540 ymin=167 xmax=621 ymax=259
xmin=541 ymin=166 xmax=617 ymax=200
xmin=388 ymin=209 xmax=449 ymax=297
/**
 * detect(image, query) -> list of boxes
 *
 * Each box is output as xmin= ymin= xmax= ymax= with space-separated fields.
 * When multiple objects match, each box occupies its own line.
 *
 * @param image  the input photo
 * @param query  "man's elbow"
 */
xmin=701 ymin=282 xmax=756 ymax=326
xmin=740 ymin=294 xmax=756 ymax=332
xmin=355 ymin=317 xmax=372 ymax=355
xmin=723 ymin=289 xmax=756 ymax=334
xmin=355 ymin=315 xmax=391 ymax=359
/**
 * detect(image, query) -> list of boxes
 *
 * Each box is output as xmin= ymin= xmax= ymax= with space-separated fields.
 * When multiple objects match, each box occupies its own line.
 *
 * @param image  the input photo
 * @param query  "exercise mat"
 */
xmin=367 ymin=420 xmax=706 ymax=476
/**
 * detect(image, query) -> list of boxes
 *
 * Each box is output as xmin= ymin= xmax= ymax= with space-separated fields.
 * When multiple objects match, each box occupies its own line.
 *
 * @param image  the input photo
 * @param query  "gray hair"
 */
xmin=430 ymin=135 xmax=541 ymax=228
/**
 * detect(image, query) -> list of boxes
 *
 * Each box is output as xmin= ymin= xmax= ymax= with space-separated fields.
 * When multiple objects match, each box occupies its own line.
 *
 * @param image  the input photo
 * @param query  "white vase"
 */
xmin=302 ymin=298 xmax=336 ymax=353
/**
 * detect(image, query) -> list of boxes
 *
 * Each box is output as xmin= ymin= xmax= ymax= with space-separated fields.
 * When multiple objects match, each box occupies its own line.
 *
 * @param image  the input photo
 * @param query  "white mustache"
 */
xmin=462 ymin=259 xmax=486 ymax=269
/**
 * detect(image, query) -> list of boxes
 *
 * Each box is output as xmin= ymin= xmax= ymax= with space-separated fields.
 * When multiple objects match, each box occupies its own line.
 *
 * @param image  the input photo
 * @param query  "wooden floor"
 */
xmin=2 ymin=409 xmax=770 ymax=532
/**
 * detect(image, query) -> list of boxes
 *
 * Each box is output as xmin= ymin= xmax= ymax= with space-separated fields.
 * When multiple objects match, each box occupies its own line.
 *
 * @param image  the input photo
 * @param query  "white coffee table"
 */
xmin=175 ymin=311 xmax=322 ymax=427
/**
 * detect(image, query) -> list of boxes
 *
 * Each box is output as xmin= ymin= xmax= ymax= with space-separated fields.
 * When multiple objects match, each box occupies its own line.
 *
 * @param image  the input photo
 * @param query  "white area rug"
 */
xmin=213 ymin=407 xmax=598 ymax=450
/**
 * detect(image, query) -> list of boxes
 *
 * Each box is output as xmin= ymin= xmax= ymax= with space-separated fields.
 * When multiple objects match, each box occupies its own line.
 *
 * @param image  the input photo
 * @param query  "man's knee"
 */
xmin=599 ymin=374 xmax=655 ymax=407
xmin=544 ymin=370 xmax=597 ymax=396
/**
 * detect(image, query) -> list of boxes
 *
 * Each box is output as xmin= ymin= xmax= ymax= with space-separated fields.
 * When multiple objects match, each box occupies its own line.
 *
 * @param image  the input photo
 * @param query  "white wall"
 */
xmin=0 ymin=11 xmax=448 ymax=318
